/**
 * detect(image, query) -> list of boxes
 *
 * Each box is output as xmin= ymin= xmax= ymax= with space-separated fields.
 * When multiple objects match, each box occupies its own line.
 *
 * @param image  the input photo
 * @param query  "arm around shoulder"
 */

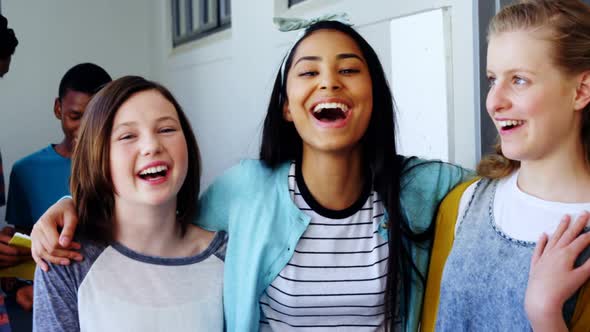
xmin=400 ymin=157 xmax=474 ymax=196
xmin=196 ymin=161 xmax=257 ymax=232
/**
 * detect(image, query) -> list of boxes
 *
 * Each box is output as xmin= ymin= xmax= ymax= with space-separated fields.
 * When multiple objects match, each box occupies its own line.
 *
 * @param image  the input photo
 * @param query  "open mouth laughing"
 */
xmin=137 ymin=163 xmax=170 ymax=184
xmin=310 ymin=101 xmax=352 ymax=128
xmin=498 ymin=119 xmax=525 ymax=133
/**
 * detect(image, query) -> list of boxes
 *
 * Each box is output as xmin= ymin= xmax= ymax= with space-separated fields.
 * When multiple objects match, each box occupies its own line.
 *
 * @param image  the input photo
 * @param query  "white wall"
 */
xmin=150 ymin=0 xmax=477 ymax=188
xmin=0 ymin=0 xmax=154 ymax=221
xmin=0 ymin=0 xmax=479 ymax=220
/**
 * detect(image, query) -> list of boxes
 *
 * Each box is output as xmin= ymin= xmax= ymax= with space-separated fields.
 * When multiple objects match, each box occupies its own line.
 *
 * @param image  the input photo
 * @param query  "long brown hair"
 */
xmin=70 ymin=76 xmax=201 ymax=243
xmin=478 ymin=0 xmax=590 ymax=178
xmin=260 ymin=21 xmax=424 ymax=329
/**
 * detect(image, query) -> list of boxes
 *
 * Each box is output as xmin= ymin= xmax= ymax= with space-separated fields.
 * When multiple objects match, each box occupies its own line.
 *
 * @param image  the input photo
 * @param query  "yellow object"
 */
xmin=8 ymin=232 xmax=31 ymax=248
xmin=421 ymin=179 xmax=477 ymax=331
xmin=0 ymin=232 xmax=35 ymax=280
xmin=420 ymin=179 xmax=590 ymax=331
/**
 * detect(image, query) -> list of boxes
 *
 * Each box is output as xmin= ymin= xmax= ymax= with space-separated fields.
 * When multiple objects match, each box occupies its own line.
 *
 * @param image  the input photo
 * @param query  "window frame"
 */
xmin=288 ymin=0 xmax=306 ymax=8
xmin=171 ymin=0 xmax=231 ymax=47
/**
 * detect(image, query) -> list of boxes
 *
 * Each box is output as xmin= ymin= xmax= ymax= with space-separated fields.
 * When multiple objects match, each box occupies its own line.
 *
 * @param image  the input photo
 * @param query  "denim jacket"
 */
xmin=197 ymin=157 xmax=471 ymax=331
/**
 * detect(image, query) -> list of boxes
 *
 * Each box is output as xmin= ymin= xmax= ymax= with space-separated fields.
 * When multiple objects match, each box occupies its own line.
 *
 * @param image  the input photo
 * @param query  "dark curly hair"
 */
xmin=0 ymin=14 xmax=18 ymax=59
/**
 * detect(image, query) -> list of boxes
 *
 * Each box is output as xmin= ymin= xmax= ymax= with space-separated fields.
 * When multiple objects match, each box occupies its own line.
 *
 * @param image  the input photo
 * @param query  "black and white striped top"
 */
xmin=259 ymin=162 xmax=388 ymax=331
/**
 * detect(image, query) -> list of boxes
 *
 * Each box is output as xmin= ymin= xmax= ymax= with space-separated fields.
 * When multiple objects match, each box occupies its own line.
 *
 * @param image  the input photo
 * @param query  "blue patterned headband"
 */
xmin=273 ymin=13 xmax=353 ymax=89
xmin=273 ymin=13 xmax=352 ymax=32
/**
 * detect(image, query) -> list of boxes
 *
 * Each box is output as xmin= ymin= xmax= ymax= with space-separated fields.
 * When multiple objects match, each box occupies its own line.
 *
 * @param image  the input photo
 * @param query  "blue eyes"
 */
xmin=486 ymin=76 xmax=528 ymax=89
xmin=513 ymin=77 xmax=527 ymax=85
xmin=487 ymin=76 xmax=496 ymax=88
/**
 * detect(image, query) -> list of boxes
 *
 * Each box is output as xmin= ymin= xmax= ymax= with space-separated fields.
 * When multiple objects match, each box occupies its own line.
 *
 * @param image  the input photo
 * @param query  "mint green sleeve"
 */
xmin=193 ymin=165 xmax=244 ymax=232
xmin=195 ymin=184 xmax=228 ymax=232
xmin=399 ymin=157 xmax=474 ymax=233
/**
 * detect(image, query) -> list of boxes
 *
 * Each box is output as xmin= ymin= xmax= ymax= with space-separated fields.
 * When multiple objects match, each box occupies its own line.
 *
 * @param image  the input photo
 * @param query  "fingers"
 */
xmin=0 ymin=233 xmax=13 ymax=246
xmin=33 ymin=232 xmax=71 ymax=268
xmin=58 ymin=200 xmax=79 ymax=248
xmin=546 ymin=215 xmax=571 ymax=250
xmin=31 ymin=225 xmax=65 ymax=271
xmin=45 ymin=248 xmax=82 ymax=262
xmin=34 ymin=219 xmax=61 ymax=257
xmin=0 ymin=227 xmax=14 ymax=237
xmin=0 ymin=242 xmax=22 ymax=257
xmin=31 ymin=224 xmax=47 ymax=270
xmin=32 ymin=253 xmax=48 ymax=273
xmin=31 ymin=211 xmax=83 ymax=273
xmin=570 ymin=242 xmax=590 ymax=289
xmin=0 ymin=239 xmax=32 ymax=256
xmin=39 ymin=253 xmax=72 ymax=266
xmin=531 ymin=233 xmax=548 ymax=267
xmin=569 ymin=232 xmax=590 ymax=258
xmin=557 ymin=212 xmax=590 ymax=248
xmin=0 ymin=228 xmax=33 ymax=255
xmin=0 ymin=253 xmax=30 ymax=268
xmin=34 ymin=197 xmax=78 ymax=248
xmin=567 ymin=228 xmax=590 ymax=288
xmin=16 ymin=285 xmax=33 ymax=312
xmin=14 ymin=246 xmax=31 ymax=256
xmin=68 ymin=241 xmax=81 ymax=250
xmin=35 ymin=227 xmax=82 ymax=262
xmin=575 ymin=251 xmax=590 ymax=280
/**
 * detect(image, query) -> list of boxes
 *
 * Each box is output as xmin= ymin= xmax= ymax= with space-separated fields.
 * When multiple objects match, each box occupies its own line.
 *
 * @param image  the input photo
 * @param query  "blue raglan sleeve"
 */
xmin=33 ymin=264 xmax=80 ymax=332
xmin=5 ymin=163 xmax=33 ymax=228
xmin=33 ymin=242 xmax=103 ymax=332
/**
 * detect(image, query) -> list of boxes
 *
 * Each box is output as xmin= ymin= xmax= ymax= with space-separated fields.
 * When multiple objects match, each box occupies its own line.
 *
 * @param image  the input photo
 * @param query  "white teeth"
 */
xmin=499 ymin=120 xmax=524 ymax=128
xmin=139 ymin=165 xmax=168 ymax=175
xmin=313 ymin=102 xmax=350 ymax=113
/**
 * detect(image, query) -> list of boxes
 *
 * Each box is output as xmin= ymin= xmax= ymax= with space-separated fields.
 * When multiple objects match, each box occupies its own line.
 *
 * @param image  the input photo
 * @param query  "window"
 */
xmin=171 ymin=0 xmax=231 ymax=47
xmin=288 ymin=0 xmax=306 ymax=7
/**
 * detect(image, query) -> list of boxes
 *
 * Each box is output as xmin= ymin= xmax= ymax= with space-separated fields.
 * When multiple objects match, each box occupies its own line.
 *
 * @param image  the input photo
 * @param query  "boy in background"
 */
xmin=4 ymin=63 xmax=110 ymax=331
xmin=6 ymin=63 xmax=111 ymax=230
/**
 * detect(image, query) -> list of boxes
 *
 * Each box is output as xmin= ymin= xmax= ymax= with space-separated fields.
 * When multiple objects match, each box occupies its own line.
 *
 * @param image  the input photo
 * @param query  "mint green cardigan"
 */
xmin=197 ymin=158 xmax=471 ymax=331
